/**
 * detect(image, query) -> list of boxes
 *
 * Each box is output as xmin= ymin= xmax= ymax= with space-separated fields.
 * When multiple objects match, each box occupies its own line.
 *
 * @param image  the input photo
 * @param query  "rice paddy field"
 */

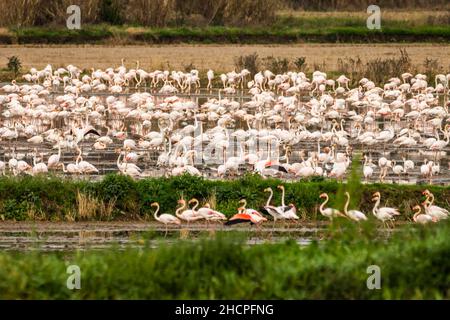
xmin=0 ymin=2 xmax=449 ymax=302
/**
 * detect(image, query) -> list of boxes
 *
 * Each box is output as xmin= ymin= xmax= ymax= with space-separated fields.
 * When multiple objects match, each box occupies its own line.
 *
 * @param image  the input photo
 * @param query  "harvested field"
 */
xmin=1 ymin=44 xmax=449 ymax=72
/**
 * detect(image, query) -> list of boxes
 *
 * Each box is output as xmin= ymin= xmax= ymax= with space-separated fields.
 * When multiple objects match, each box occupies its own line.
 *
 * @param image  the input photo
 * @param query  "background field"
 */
xmin=1 ymin=43 xmax=449 ymax=74
xmin=0 ymin=1 xmax=447 ymax=44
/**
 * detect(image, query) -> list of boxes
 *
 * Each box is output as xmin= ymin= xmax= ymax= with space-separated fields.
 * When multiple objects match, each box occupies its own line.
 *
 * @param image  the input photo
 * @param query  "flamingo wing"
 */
xmin=225 ymin=213 xmax=253 ymax=225
xmin=266 ymin=165 xmax=288 ymax=173
xmin=84 ymin=128 xmax=101 ymax=137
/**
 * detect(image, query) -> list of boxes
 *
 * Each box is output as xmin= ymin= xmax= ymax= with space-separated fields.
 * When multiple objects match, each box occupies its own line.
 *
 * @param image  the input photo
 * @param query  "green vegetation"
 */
xmin=2 ymin=24 xmax=449 ymax=44
xmin=0 ymin=174 xmax=448 ymax=221
xmin=0 ymin=220 xmax=449 ymax=299
xmin=0 ymin=1 xmax=448 ymax=44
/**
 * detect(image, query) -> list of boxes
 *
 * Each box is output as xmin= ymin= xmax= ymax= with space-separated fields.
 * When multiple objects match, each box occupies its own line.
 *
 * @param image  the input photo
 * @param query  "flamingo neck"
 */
xmin=427 ymin=194 xmax=435 ymax=205
xmin=191 ymin=200 xmax=199 ymax=211
xmin=280 ymin=188 xmax=285 ymax=207
xmin=344 ymin=193 xmax=350 ymax=214
xmin=175 ymin=202 xmax=185 ymax=218
xmin=265 ymin=189 xmax=273 ymax=207
xmin=76 ymin=148 xmax=82 ymax=164
xmin=372 ymin=197 xmax=380 ymax=215
xmin=320 ymin=195 xmax=329 ymax=213
xmin=153 ymin=204 xmax=160 ymax=221
xmin=117 ymin=152 xmax=122 ymax=168
xmin=412 ymin=208 xmax=421 ymax=222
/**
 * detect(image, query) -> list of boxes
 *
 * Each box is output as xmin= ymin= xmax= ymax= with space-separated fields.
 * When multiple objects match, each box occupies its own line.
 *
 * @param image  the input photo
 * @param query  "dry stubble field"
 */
xmin=1 ymin=44 xmax=449 ymax=72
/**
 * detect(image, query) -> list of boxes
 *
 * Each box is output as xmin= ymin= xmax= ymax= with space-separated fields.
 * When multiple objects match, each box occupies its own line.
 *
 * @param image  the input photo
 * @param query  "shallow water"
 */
xmin=0 ymin=221 xmax=404 ymax=251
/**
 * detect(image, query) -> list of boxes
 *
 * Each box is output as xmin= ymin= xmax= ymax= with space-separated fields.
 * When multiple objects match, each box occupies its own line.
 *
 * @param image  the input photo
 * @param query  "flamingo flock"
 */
xmin=0 ymin=62 xmax=448 ymax=184
xmin=149 ymin=187 xmax=448 ymax=235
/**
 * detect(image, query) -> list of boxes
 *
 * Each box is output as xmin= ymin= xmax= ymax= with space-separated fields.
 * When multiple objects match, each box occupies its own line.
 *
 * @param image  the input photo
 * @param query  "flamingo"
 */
xmin=48 ymin=143 xmax=62 ymax=169
xmin=189 ymin=198 xmax=226 ymax=221
xmin=234 ymin=199 xmax=263 ymax=218
xmin=281 ymin=203 xmax=299 ymax=220
xmin=363 ymin=155 xmax=374 ymax=182
xmin=276 ymin=185 xmax=290 ymax=214
xmin=225 ymin=200 xmax=267 ymax=226
xmin=412 ymin=205 xmax=434 ymax=225
xmin=318 ymin=193 xmax=345 ymax=220
xmin=422 ymin=190 xmax=449 ymax=221
xmin=32 ymin=151 xmax=48 ymax=175
xmin=75 ymin=147 xmax=99 ymax=174
xmin=206 ymin=69 xmax=214 ymax=91
xmin=151 ymin=202 xmax=180 ymax=236
xmin=371 ymin=192 xmax=400 ymax=228
xmin=262 ymin=187 xmax=284 ymax=221
xmin=202 ymin=203 xmax=227 ymax=221
xmin=343 ymin=192 xmax=367 ymax=221
xmin=175 ymin=199 xmax=203 ymax=223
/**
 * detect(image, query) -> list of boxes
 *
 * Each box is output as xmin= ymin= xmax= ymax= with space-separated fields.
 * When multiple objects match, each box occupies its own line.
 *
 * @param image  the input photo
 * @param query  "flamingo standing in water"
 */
xmin=318 ymin=193 xmax=345 ymax=220
xmin=262 ymin=187 xmax=284 ymax=222
xmin=371 ymin=192 xmax=401 ymax=228
xmin=343 ymin=192 xmax=367 ymax=221
xmin=276 ymin=185 xmax=299 ymax=220
xmin=188 ymin=198 xmax=226 ymax=222
xmin=151 ymin=202 xmax=180 ymax=236
xmin=175 ymin=199 xmax=204 ymax=223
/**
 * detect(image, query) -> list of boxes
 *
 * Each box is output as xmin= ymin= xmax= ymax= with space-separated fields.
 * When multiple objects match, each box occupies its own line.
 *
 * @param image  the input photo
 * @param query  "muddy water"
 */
xmin=0 ymin=221 xmax=406 ymax=251
xmin=0 ymin=221 xmax=330 ymax=251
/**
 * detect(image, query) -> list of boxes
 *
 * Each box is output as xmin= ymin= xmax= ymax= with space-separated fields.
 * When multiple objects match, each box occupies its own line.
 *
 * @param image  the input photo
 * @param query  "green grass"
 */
xmin=3 ymin=24 xmax=449 ymax=44
xmin=0 ymin=174 xmax=448 ymax=221
xmin=0 ymin=220 xmax=449 ymax=299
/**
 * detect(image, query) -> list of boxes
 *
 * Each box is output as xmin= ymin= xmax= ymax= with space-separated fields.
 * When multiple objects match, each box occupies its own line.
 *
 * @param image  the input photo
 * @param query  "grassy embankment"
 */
xmin=0 ymin=220 xmax=449 ymax=299
xmin=0 ymin=174 xmax=448 ymax=221
xmin=0 ymin=11 xmax=449 ymax=44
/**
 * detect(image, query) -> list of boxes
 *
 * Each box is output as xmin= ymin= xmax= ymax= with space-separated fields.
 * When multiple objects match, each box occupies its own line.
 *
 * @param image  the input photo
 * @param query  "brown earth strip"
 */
xmin=1 ymin=44 xmax=449 ymax=72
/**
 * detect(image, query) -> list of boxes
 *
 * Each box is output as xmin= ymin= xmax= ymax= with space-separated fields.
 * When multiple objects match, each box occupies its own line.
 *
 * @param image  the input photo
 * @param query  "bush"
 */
xmin=6 ymin=56 xmax=21 ymax=78
xmin=337 ymin=49 xmax=413 ymax=85
xmin=262 ymin=56 xmax=290 ymax=74
xmin=0 ymin=174 xmax=448 ymax=222
xmin=293 ymin=56 xmax=308 ymax=72
xmin=234 ymin=53 xmax=260 ymax=77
